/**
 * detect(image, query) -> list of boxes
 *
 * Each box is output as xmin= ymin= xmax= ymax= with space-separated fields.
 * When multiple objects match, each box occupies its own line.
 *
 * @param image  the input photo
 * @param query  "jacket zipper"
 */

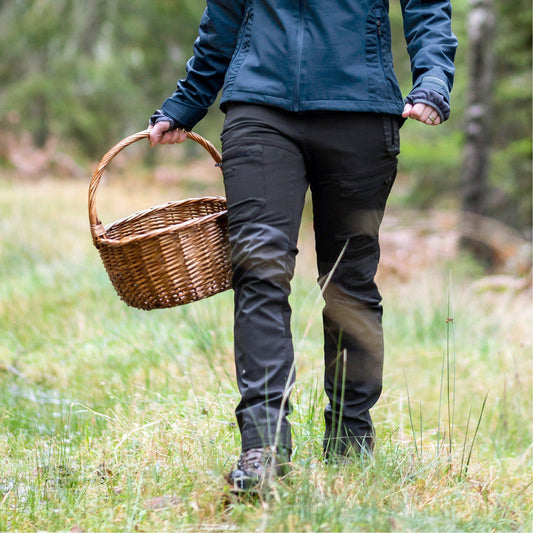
xmin=376 ymin=16 xmax=386 ymax=76
xmin=293 ymin=0 xmax=305 ymax=111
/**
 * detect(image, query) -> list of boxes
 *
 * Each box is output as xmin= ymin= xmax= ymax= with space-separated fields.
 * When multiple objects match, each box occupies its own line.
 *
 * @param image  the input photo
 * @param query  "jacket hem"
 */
xmin=220 ymin=91 xmax=404 ymax=116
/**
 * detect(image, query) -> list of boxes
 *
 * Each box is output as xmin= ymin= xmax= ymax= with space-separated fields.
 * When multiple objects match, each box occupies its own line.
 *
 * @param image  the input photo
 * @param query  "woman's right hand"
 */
xmin=148 ymin=121 xmax=188 ymax=147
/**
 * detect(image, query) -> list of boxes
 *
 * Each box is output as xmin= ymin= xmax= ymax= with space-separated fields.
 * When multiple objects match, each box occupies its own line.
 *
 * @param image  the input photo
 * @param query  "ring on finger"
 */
xmin=428 ymin=114 xmax=436 ymax=123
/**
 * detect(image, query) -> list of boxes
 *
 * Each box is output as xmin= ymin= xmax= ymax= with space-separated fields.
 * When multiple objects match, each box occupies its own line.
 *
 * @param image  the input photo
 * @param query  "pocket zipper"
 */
xmin=376 ymin=16 xmax=386 ymax=76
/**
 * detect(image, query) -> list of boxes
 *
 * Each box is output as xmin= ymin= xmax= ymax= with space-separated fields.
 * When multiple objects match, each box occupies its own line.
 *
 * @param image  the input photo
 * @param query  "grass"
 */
xmin=0 ymin=172 xmax=531 ymax=532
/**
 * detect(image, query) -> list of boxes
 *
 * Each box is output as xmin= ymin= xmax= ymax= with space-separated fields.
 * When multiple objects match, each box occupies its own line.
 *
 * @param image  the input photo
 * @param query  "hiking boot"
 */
xmin=226 ymin=446 xmax=291 ymax=492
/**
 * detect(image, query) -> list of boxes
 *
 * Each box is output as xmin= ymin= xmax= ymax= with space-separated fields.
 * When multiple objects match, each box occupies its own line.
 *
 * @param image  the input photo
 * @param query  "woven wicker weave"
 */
xmin=89 ymin=129 xmax=232 ymax=310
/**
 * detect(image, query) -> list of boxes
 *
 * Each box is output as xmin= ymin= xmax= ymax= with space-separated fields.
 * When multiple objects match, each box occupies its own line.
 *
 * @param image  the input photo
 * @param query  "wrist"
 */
xmin=404 ymin=88 xmax=450 ymax=122
xmin=149 ymin=109 xmax=188 ymax=131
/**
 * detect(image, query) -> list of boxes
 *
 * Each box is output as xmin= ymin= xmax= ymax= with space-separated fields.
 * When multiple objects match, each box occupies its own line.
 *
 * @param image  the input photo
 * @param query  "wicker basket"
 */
xmin=88 ymin=129 xmax=232 ymax=310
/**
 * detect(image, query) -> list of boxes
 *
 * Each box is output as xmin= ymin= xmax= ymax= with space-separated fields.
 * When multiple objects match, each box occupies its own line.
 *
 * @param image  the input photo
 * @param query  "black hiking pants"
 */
xmin=220 ymin=104 xmax=400 ymax=455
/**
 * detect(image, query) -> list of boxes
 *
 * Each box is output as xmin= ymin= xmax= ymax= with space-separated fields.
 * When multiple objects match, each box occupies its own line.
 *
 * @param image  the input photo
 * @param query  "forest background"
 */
xmin=0 ymin=0 xmax=531 ymax=236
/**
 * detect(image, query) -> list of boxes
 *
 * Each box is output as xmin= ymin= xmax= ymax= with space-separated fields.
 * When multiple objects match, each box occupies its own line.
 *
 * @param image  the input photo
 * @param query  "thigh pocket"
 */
xmin=339 ymin=165 xmax=396 ymax=209
xmin=336 ymin=165 xmax=397 ymax=239
xmin=222 ymin=144 xmax=266 ymax=226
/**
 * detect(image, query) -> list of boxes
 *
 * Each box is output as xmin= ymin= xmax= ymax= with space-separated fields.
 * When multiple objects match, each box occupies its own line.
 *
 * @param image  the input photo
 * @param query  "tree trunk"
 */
xmin=460 ymin=0 xmax=496 ymax=265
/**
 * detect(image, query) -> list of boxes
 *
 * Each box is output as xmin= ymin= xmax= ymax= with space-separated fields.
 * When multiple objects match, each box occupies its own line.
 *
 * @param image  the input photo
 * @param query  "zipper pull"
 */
xmin=377 ymin=18 xmax=382 ymax=37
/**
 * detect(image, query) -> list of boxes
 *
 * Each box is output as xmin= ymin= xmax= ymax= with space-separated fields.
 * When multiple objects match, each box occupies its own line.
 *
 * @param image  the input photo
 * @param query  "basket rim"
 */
xmin=93 ymin=196 xmax=227 ymax=247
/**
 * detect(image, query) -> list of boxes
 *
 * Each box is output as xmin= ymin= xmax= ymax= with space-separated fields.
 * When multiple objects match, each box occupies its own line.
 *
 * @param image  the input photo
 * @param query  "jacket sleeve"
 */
xmin=400 ymin=0 xmax=458 ymax=105
xmin=160 ymin=0 xmax=246 ymax=130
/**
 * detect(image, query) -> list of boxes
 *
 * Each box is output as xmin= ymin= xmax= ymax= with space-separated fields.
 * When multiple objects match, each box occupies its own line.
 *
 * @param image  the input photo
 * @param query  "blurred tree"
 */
xmin=488 ymin=0 xmax=532 ymax=233
xmin=395 ymin=0 xmax=531 ymax=237
xmin=459 ymin=0 xmax=532 ymax=269
xmin=459 ymin=0 xmax=496 ymax=264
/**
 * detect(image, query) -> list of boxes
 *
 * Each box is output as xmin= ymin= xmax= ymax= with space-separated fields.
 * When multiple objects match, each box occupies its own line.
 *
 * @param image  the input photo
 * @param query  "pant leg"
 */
xmin=220 ymin=104 xmax=308 ymax=452
xmin=303 ymin=112 xmax=400 ymax=455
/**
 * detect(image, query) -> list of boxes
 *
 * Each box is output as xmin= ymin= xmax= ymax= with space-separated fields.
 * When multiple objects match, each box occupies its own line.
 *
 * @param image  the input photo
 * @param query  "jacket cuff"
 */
xmin=149 ymin=109 xmax=188 ymax=131
xmin=160 ymin=98 xmax=208 ymax=131
xmin=404 ymin=87 xmax=450 ymax=122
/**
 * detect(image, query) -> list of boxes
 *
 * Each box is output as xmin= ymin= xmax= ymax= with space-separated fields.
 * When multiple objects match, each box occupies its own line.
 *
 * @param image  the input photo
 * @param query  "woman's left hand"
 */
xmin=402 ymin=102 xmax=442 ymax=126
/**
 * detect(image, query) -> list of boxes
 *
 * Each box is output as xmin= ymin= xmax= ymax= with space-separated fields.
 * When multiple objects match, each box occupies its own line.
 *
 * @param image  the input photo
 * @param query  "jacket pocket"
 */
xmin=367 ymin=8 xmax=391 ymax=96
xmin=224 ymin=6 xmax=254 ymax=87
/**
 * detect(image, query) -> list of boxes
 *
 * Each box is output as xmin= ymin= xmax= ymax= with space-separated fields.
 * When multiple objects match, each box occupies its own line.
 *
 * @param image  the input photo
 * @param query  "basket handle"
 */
xmin=88 ymin=129 xmax=222 ymax=240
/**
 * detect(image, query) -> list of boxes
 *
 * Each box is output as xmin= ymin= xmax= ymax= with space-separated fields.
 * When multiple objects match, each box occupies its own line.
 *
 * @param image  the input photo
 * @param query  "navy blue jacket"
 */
xmin=161 ymin=0 xmax=457 ymax=130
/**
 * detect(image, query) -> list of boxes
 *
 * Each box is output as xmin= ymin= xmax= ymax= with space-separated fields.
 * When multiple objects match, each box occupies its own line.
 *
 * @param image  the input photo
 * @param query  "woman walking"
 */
xmin=148 ymin=0 xmax=457 ymax=491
